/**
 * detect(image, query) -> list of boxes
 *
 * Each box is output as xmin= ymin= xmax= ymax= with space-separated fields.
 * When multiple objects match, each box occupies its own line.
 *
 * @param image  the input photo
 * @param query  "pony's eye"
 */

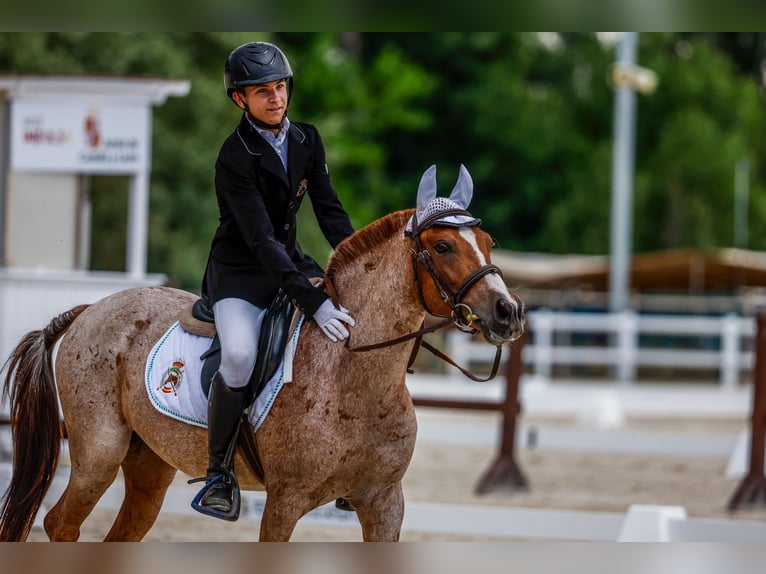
xmin=433 ymin=241 xmax=451 ymax=254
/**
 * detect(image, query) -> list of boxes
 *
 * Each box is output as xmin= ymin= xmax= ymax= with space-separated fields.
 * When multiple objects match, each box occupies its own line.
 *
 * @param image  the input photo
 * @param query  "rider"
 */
xmin=196 ymin=41 xmax=356 ymax=517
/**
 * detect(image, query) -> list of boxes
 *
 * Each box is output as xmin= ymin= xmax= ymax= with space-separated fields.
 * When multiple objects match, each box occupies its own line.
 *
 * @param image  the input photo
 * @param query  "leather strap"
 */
xmin=344 ymin=317 xmax=455 ymax=352
xmin=238 ymin=414 xmax=265 ymax=483
xmin=420 ymin=339 xmax=503 ymax=382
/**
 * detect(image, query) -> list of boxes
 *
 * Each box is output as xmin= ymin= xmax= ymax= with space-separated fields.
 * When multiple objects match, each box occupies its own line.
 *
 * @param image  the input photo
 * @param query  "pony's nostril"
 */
xmin=495 ymin=299 xmax=513 ymax=324
xmin=500 ymin=296 xmax=525 ymax=330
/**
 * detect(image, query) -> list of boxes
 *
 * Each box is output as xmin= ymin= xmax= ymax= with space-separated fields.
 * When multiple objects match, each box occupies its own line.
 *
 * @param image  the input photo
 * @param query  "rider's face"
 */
xmin=233 ymin=79 xmax=288 ymax=127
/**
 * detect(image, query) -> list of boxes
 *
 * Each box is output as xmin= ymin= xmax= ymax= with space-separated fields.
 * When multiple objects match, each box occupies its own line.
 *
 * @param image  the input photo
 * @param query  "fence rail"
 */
xmin=446 ymin=310 xmax=756 ymax=388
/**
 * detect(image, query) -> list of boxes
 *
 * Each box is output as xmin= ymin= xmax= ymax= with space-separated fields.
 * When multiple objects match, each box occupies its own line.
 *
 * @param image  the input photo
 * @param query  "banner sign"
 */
xmin=10 ymin=101 xmax=150 ymax=173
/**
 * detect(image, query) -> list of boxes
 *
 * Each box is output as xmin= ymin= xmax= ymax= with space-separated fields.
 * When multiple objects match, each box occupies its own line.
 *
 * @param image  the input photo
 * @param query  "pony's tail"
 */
xmin=0 ymin=304 xmax=89 ymax=542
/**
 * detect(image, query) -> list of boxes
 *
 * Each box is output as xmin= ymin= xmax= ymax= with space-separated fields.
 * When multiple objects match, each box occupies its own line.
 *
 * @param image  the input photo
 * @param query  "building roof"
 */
xmin=493 ymin=248 xmax=766 ymax=293
xmin=0 ymin=75 xmax=190 ymax=105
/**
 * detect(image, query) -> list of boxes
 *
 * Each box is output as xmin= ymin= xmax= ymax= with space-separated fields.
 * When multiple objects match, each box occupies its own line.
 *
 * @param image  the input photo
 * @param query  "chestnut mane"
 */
xmin=325 ymin=209 xmax=414 ymax=280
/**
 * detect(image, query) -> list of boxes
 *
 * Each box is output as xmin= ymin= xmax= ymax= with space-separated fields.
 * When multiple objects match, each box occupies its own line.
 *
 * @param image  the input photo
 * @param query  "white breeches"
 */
xmin=212 ymin=297 xmax=267 ymax=389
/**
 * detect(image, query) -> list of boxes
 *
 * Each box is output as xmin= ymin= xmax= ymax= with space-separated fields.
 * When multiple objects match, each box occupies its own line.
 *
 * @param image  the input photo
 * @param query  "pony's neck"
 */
xmin=325 ymin=210 xmax=424 ymax=345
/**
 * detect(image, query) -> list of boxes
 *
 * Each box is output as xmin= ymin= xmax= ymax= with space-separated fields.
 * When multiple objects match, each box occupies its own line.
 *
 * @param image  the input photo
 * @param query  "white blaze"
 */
xmin=459 ymin=227 xmax=514 ymax=302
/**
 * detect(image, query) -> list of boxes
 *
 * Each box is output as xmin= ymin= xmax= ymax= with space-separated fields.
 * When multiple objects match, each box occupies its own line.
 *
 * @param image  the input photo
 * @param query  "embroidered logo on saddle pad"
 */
xmin=158 ymin=360 xmax=185 ymax=395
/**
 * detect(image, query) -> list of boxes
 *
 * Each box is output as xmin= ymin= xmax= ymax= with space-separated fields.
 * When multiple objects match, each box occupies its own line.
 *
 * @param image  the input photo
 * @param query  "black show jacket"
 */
xmin=202 ymin=115 xmax=354 ymax=318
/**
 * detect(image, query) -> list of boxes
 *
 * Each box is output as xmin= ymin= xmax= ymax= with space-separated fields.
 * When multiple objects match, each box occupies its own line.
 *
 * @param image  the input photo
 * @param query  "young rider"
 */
xmin=196 ymin=41 xmax=356 ymax=516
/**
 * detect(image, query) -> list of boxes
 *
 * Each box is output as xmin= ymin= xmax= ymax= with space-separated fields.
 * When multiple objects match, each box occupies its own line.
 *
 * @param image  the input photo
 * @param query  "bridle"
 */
xmin=408 ymin=208 xmax=503 ymax=332
xmin=326 ymin=208 xmax=506 ymax=382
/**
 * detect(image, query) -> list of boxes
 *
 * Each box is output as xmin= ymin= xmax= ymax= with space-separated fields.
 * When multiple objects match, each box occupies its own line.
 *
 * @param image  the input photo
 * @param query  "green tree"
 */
xmin=359 ymin=33 xmax=616 ymax=252
xmin=0 ymin=33 xmax=435 ymax=290
xmin=362 ymin=32 xmax=766 ymax=256
xmin=273 ymin=32 xmax=435 ymax=263
xmin=1 ymin=32 xmax=764 ymax=291
xmin=635 ymin=33 xmax=764 ymax=252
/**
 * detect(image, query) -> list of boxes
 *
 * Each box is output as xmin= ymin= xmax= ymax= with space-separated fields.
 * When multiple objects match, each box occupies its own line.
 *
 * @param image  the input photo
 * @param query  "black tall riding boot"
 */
xmin=199 ymin=371 xmax=249 ymax=514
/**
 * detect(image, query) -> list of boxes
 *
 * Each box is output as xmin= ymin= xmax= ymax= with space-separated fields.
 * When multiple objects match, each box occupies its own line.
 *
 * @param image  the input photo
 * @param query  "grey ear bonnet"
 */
xmin=405 ymin=164 xmax=481 ymax=235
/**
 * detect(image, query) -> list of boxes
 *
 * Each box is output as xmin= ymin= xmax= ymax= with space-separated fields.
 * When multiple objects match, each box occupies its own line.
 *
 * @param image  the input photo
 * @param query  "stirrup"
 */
xmin=189 ymin=468 xmax=241 ymax=522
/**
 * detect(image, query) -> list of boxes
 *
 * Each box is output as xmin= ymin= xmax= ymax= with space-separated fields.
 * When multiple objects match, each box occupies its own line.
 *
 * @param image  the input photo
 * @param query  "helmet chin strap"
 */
xmin=246 ymin=110 xmax=286 ymax=131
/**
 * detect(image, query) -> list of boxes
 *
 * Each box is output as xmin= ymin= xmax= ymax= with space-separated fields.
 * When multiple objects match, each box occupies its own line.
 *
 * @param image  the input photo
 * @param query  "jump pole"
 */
xmin=728 ymin=310 xmax=766 ymax=509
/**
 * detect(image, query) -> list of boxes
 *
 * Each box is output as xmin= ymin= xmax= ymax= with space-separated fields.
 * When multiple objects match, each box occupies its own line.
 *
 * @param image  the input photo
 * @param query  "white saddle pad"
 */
xmin=144 ymin=317 xmax=303 ymax=431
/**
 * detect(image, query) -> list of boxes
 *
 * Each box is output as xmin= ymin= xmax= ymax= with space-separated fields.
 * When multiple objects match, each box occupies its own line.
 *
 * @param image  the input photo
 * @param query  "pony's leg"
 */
xmin=258 ymin=496 xmax=305 ymax=541
xmin=352 ymin=482 xmax=405 ymax=541
xmin=104 ymin=434 xmax=177 ymax=541
xmin=43 ymin=427 xmax=132 ymax=541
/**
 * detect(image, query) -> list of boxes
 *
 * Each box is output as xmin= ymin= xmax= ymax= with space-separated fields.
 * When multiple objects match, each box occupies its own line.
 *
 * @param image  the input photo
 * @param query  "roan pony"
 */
xmin=0 ymin=165 xmax=524 ymax=541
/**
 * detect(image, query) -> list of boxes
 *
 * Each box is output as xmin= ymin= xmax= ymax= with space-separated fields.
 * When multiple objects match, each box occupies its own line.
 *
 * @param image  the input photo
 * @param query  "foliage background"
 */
xmin=0 ymin=32 xmax=763 ymax=292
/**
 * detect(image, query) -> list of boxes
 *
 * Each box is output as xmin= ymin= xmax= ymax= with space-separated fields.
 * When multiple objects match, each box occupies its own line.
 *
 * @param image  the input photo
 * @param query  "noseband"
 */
xmin=408 ymin=208 xmax=504 ymax=332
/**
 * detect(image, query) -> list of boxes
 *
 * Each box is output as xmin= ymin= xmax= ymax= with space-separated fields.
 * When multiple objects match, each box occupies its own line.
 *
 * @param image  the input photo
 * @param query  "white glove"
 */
xmin=313 ymin=299 xmax=355 ymax=342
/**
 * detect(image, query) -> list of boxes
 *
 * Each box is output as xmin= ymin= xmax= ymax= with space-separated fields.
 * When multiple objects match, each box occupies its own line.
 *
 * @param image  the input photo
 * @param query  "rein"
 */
xmin=325 ymin=208 xmax=504 ymax=383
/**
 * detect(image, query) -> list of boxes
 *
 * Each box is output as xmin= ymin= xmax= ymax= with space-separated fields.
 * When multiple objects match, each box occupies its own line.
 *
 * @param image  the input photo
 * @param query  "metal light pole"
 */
xmin=608 ymin=32 xmax=638 ymax=314
xmin=608 ymin=33 xmax=658 ymax=313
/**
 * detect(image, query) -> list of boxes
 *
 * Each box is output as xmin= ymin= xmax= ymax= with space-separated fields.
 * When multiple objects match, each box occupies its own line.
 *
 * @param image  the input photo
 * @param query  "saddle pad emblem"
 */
xmin=159 ymin=359 xmax=185 ymax=395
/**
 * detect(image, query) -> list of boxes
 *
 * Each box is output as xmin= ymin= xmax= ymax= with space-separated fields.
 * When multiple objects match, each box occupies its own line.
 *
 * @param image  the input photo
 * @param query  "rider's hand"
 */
xmin=313 ymin=299 xmax=355 ymax=342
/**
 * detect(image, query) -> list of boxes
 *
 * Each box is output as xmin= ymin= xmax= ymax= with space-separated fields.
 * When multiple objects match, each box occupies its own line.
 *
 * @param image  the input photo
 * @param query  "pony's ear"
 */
xmin=416 ymin=165 xmax=438 ymax=212
xmin=448 ymin=164 xmax=473 ymax=209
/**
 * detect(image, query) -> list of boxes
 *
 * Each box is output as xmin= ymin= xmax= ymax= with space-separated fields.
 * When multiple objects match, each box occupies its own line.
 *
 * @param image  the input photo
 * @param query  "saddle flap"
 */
xmin=199 ymin=290 xmax=297 ymax=400
xmin=252 ymin=290 xmax=296 ymax=397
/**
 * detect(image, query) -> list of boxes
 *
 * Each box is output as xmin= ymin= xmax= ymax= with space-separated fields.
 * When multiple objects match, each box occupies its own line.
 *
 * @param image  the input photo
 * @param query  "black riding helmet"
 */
xmin=224 ymin=42 xmax=294 ymax=128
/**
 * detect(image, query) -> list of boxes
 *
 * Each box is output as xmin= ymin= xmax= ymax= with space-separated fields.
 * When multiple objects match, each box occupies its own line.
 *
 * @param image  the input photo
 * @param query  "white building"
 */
xmin=0 ymin=75 xmax=190 ymax=371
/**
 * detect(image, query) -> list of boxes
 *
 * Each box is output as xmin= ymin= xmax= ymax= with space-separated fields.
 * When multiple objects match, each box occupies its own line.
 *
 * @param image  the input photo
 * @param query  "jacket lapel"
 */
xmin=237 ymin=116 xmax=290 ymax=189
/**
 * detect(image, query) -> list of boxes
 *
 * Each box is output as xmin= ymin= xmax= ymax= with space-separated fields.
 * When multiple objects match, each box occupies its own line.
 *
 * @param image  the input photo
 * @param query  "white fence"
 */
xmin=446 ymin=310 xmax=756 ymax=388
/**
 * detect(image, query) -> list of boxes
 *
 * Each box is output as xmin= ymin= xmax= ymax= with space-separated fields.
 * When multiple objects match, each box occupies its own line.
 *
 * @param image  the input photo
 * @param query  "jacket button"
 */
xmin=283 ymin=224 xmax=290 ymax=230
xmin=288 ymin=202 xmax=295 ymax=209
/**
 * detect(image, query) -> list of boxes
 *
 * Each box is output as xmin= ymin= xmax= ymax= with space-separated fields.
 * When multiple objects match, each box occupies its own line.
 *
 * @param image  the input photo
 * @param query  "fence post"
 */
xmin=532 ymin=309 xmax=553 ymax=380
xmin=474 ymin=330 xmax=529 ymax=494
xmin=617 ymin=310 xmax=638 ymax=384
xmin=728 ymin=310 xmax=766 ymax=510
xmin=720 ymin=313 xmax=741 ymax=390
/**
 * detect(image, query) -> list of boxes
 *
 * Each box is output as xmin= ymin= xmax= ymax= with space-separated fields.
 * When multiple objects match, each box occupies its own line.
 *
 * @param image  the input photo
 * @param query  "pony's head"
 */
xmin=407 ymin=164 xmax=525 ymax=345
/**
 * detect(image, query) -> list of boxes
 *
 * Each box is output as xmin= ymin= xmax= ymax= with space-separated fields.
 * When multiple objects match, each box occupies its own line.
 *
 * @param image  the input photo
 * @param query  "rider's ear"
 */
xmin=232 ymin=90 xmax=247 ymax=110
